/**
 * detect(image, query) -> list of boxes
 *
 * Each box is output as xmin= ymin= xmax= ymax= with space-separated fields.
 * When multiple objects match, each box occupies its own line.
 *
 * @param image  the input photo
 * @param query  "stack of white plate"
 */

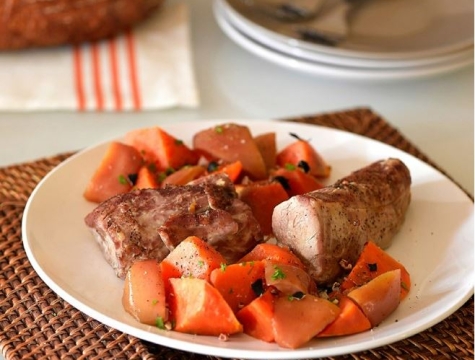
xmin=214 ymin=0 xmax=474 ymax=80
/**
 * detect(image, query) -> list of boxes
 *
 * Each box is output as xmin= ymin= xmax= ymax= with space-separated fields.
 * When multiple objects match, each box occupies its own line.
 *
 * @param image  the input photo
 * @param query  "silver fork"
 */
xmin=294 ymin=0 xmax=365 ymax=45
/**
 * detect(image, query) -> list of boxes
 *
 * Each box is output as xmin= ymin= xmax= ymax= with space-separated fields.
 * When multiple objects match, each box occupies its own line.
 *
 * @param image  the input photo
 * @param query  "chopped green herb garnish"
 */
xmin=118 ymin=174 xmax=128 ymax=185
xmin=197 ymin=260 xmax=205 ymax=267
xmin=157 ymin=172 xmax=167 ymax=182
xmin=401 ymin=281 xmax=409 ymax=291
xmin=220 ymin=263 xmax=227 ymax=272
xmin=165 ymin=167 xmax=175 ymax=175
xmin=155 ymin=317 xmax=166 ymax=329
xmin=215 ymin=126 xmax=224 ymax=134
xmin=175 ymin=139 xmax=184 ymax=146
xmin=152 ymin=299 xmax=158 ymax=305
xmin=271 ymin=265 xmax=286 ymax=280
xmin=284 ymin=163 xmax=296 ymax=170
xmin=147 ymin=163 xmax=157 ymax=172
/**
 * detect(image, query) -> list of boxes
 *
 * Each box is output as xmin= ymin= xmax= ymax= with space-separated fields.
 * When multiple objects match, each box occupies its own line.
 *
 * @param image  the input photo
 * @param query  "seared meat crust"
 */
xmin=85 ymin=173 xmax=263 ymax=278
xmin=272 ymin=158 xmax=411 ymax=284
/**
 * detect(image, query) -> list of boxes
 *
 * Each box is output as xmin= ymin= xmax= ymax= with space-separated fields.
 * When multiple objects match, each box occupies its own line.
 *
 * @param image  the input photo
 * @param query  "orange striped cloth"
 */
xmin=0 ymin=2 xmax=198 ymax=111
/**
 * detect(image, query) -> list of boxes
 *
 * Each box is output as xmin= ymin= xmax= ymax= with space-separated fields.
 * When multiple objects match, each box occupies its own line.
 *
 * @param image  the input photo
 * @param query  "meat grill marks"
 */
xmin=84 ymin=173 xmax=263 ymax=278
xmin=272 ymin=158 xmax=411 ymax=284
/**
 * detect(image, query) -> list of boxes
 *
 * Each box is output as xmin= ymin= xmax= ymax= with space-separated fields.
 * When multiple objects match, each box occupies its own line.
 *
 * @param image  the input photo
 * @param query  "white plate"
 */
xmin=220 ymin=0 xmax=474 ymax=69
xmin=215 ymin=0 xmax=474 ymax=80
xmin=23 ymin=120 xmax=474 ymax=359
xmin=225 ymin=0 xmax=474 ymax=60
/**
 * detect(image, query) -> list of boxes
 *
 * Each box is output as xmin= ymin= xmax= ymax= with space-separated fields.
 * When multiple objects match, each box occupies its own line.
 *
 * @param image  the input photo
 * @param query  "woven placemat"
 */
xmin=0 ymin=108 xmax=473 ymax=360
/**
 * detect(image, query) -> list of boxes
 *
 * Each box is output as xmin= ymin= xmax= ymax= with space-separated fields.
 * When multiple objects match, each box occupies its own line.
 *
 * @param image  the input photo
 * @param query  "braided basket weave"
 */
xmin=0 ymin=0 xmax=165 ymax=50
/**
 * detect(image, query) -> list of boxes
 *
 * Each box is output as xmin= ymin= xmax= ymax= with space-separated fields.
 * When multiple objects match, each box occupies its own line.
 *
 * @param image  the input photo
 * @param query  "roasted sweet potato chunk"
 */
xmin=168 ymin=277 xmax=243 ymax=336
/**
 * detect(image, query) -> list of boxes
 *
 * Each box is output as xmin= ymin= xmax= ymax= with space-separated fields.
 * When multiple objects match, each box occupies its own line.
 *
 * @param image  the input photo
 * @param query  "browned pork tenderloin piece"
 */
xmin=84 ymin=173 xmax=263 ymax=278
xmin=158 ymin=200 xmax=262 ymax=263
xmin=272 ymin=158 xmax=411 ymax=284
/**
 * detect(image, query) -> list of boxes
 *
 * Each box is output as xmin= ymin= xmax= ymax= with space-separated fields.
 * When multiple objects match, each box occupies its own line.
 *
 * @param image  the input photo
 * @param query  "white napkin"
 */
xmin=0 ymin=2 xmax=199 ymax=111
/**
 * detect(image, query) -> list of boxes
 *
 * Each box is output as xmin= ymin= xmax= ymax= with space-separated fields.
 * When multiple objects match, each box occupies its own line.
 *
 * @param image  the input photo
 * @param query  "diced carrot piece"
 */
xmin=159 ymin=260 xmax=182 ymax=296
xmin=124 ymin=126 xmax=199 ymax=171
xmin=134 ymin=165 xmax=159 ymax=189
xmin=161 ymin=165 xmax=206 ymax=187
xmin=193 ymin=123 xmax=267 ymax=180
xmin=236 ymin=181 xmax=289 ymax=235
xmin=276 ymin=139 xmax=331 ymax=178
xmin=317 ymin=295 xmax=371 ymax=337
xmin=340 ymin=241 xmax=411 ymax=300
xmin=238 ymin=243 xmax=306 ymax=271
xmin=271 ymin=167 xmax=324 ymax=197
xmin=254 ymin=132 xmax=277 ymax=172
xmin=169 ymin=277 xmax=243 ymax=335
xmin=122 ymin=259 xmax=168 ymax=326
xmin=237 ymin=289 xmax=275 ymax=342
xmin=210 ymin=261 xmax=266 ymax=313
xmin=272 ymin=294 xmax=340 ymax=349
xmin=160 ymin=236 xmax=226 ymax=284
xmin=264 ymin=261 xmax=315 ymax=295
xmin=84 ymin=141 xmax=143 ymax=203
xmin=214 ymin=161 xmax=243 ymax=183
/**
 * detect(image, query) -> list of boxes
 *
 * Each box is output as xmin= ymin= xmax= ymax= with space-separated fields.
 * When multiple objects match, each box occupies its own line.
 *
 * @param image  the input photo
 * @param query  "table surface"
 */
xmin=0 ymin=0 xmax=473 ymax=196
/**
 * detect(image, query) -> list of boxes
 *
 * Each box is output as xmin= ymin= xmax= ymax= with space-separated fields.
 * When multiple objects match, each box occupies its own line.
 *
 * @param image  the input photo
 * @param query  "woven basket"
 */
xmin=0 ymin=0 xmax=165 ymax=50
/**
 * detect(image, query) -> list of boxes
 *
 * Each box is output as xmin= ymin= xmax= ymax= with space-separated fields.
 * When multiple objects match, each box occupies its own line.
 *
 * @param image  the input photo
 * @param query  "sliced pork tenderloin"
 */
xmin=84 ymin=173 xmax=263 ymax=278
xmin=272 ymin=158 xmax=411 ymax=284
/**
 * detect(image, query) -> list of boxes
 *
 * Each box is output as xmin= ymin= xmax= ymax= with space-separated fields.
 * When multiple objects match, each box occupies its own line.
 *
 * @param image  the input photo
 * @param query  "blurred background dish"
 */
xmin=220 ymin=0 xmax=474 ymax=69
xmin=214 ymin=0 xmax=474 ymax=80
xmin=222 ymin=0 xmax=474 ymax=60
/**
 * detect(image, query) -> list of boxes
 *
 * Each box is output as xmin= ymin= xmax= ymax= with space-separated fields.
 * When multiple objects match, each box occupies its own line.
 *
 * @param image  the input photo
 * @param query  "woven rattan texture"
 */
xmin=0 ymin=108 xmax=473 ymax=359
